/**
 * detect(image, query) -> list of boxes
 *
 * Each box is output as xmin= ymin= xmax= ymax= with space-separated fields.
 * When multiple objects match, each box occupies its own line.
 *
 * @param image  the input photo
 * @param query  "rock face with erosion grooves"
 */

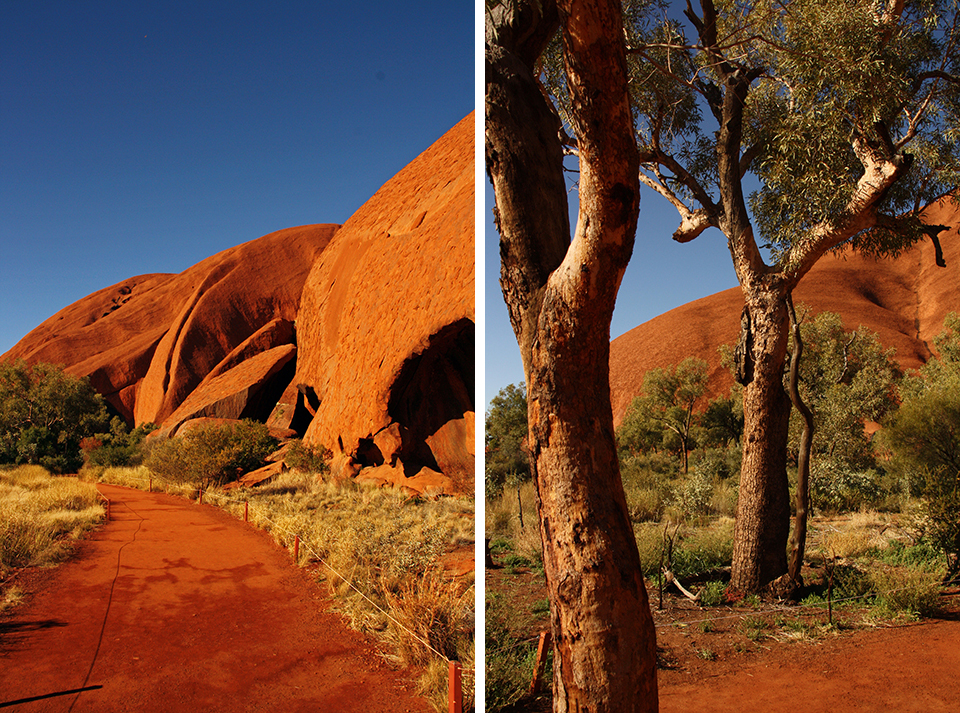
xmin=609 ymin=198 xmax=960 ymax=426
xmin=295 ymin=113 xmax=475 ymax=495
xmin=3 ymin=225 xmax=338 ymax=425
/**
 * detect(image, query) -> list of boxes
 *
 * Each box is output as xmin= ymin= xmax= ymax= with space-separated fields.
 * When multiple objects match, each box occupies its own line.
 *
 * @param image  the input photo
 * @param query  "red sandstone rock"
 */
xmin=157 ymin=344 xmax=297 ymax=437
xmin=3 ymin=225 xmax=337 ymax=424
xmin=609 ymin=198 xmax=960 ymax=426
xmin=294 ymin=113 xmax=475 ymax=495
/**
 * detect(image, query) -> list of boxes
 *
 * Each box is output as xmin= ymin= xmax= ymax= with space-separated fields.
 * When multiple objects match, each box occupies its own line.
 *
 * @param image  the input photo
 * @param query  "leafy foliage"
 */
xmin=0 ymin=360 xmax=109 ymax=473
xmin=82 ymin=418 xmax=158 ymax=469
xmin=145 ymin=420 xmax=277 ymax=487
xmin=283 ymin=440 xmax=332 ymax=474
xmin=880 ymin=313 xmax=960 ymax=576
xmin=618 ymin=357 xmax=709 ymax=472
xmin=485 ymin=383 xmax=529 ymax=495
xmin=787 ymin=309 xmax=900 ymax=473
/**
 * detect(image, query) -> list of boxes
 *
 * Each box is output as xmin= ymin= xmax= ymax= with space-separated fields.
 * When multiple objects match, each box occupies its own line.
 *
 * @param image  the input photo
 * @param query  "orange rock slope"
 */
xmin=3 ymin=113 xmax=476 ymax=495
xmin=5 ymin=225 xmax=336 ymax=425
xmin=609 ymin=198 xmax=960 ymax=427
xmin=295 ymin=112 xmax=475 ymax=494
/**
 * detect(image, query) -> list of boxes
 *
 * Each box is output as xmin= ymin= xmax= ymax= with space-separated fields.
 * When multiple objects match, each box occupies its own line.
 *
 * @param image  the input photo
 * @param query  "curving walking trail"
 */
xmin=0 ymin=484 xmax=429 ymax=712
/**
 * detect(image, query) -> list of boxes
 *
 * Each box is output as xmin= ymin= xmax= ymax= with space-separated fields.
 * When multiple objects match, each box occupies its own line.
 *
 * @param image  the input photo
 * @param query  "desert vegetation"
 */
xmin=0 ymin=360 xmax=110 ymax=473
xmin=0 ymin=361 xmax=473 ymax=710
xmin=485 ymin=311 xmax=960 ymax=711
xmin=0 ymin=465 xmax=105 ymax=611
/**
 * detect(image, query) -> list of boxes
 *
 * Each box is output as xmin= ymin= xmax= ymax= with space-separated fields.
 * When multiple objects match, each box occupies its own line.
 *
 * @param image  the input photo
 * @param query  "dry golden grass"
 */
xmin=486 ymin=480 xmax=542 ymax=565
xmin=811 ymin=511 xmax=900 ymax=559
xmin=0 ymin=466 xmax=105 ymax=577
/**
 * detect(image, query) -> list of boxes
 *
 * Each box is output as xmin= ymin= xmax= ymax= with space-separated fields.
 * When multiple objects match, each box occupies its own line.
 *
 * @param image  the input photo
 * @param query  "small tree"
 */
xmin=146 ymin=420 xmax=277 ymax=489
xmin=619 ymin=357 xmax=709 ymax=473
xmin=787 ymin=310 xmax=900 ymax=471
xmin=484 ymin=383 xmax=530 ymax=495
xmin=880 ymin=314 xmax=960 ymax=578
xmin=0 ymin=360 xmax=109 ymax=473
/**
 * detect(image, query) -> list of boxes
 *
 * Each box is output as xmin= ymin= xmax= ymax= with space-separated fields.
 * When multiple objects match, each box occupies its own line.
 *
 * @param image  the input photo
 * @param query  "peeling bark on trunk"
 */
xmin=729 ymin=287 xmax=792 ymax=595
xmin=486 ymin=1 xmax=658 ymax=709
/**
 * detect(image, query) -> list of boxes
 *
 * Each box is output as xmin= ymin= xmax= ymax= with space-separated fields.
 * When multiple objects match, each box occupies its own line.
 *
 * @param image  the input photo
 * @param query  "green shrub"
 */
xmin=699 ymin=580 xmax=727 ymax=606
xmin=83 ymin=420 xmax=158 ymax=469
xmin=145 ymin=420 xmax=277 ymax=487
xmin=810 ymin=459 xmax=883 ymax=513
xmin=870 ymin=567 xmax=942 ymax=617
xmin=0 ymin=361 xmax=110 ymax=473
xmin=283 ymin=440 xmax=331 ymax=474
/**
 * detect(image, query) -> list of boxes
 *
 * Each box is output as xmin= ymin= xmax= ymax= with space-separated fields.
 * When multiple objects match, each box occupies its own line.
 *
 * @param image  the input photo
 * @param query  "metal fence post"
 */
xmin=448 ymin=660 xmax=462 ymax=713
xmin=530 ymin=630 xmax=552 ymax=696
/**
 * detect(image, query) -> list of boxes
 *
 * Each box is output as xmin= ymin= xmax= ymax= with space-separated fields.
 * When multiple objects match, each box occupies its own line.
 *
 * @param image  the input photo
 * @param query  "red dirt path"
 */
xmin=0 ymin=484 xmax=429 ymax=712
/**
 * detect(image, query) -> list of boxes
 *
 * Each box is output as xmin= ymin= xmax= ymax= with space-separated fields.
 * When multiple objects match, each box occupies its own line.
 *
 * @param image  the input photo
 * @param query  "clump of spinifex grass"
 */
xmin=0 ymin=465 xmax=105 ymax=577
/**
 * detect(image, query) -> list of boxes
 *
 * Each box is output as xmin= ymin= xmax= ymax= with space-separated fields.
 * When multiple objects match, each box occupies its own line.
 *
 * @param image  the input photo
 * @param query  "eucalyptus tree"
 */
xmin=486 ymin=0 xmax=658 ymax=710
xmin=620 ymin=356 xmax=709 ymax=472
xmin=542 ymin=0 xmax=960 ymax=594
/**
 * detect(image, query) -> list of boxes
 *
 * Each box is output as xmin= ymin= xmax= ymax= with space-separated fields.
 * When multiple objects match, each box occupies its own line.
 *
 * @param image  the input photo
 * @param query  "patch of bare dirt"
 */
xmin=487 ymin=553 xmax=960 ymax=712
xmin=0 ymin=484 xmax=429 ymax=712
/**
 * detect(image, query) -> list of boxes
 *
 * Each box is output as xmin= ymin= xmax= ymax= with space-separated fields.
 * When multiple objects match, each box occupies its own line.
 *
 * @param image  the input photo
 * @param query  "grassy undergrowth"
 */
xmin=486 ymin=477 xmax=954 ymax=711
xmin=95 ymin=466 xmax=475 ymax=711
xmin=0 ymin=465 xmax=105 ymax=604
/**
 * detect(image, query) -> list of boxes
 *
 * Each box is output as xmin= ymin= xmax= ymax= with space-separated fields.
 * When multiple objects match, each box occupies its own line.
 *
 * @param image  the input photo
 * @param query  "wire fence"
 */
xmin=95 ymin=471 xmax=475 ymax=712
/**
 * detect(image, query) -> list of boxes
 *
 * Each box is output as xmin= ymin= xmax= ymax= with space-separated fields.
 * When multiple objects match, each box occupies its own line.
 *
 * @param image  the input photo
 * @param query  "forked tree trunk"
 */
xmin=486 ymin=0 xmax=658 ymax=709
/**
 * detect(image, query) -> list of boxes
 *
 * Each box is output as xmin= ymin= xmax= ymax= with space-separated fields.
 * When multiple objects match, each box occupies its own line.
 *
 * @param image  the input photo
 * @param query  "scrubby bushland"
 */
xmin=82 ymin=418 xmax=159 ymax=469
xmin=0 ymin=361 xmax=109 ymax=473
xmin=880 ymin=313 xmax=960 ymax=579
xmin=145 ymin=420 xmax=277 ymax=488
xmin=283 ymin=439 xmax=331 ymax=474
xmin=0 ymin=465 xmax=104 ymax=577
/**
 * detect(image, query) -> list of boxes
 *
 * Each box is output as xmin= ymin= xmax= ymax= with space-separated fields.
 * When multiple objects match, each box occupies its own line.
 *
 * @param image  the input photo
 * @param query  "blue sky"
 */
xmin=0 ymin=2 xmax=473 ymax=355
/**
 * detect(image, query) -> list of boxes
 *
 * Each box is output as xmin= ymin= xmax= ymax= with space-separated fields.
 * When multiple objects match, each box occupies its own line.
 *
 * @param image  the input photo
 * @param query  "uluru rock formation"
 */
xmin=609 ymin=198 xmax=960 ymax=427
xmin=4 ymin=224 xmax=337 ymax=425
xmin=294 ymin=112 xmax=475 ymax=494
xmin=3 ymin=113 xmax=475 ymax=495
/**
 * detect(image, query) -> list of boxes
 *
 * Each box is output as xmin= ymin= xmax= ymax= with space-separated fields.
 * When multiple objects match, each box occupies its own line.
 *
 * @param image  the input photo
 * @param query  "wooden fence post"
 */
xmin=244 ymin=501 xmax=249 ymax=522
xmin=448 ymin=660 xmax=462 ymax=713
xmin=294 ymin=535 xmax=300 ymax=563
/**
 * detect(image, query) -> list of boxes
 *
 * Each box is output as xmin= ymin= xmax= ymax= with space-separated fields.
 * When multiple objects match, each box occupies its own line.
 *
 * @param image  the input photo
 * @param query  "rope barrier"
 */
xmin=94 ymin=470 xmax=476 ymax=705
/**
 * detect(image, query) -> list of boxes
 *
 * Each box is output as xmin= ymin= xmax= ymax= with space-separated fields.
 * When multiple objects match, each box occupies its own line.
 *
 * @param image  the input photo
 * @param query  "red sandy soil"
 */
xmin=655 ymin=606 xmax=960 ymax=712
xmin=0 ymin=484 xmax=429 ymax=712
xmin=491 ymin=565 xmax=960 ymax=713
